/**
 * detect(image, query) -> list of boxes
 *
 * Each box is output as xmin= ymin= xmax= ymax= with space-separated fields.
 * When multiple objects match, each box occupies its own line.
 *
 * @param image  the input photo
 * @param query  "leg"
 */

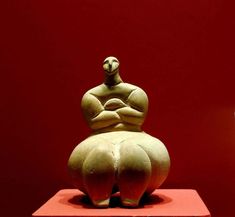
xmin=134 ymin=135 xmax=170 ymax=194
xmin=117 ymin=141 xmax=151 ymax=207
xmin=68 ymin=137 xmax=106 ymax=193
xmin=82 ymin=142 xmax=116 ymax=207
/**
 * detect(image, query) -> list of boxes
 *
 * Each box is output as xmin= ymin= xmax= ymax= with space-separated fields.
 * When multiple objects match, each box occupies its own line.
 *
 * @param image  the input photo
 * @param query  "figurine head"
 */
xmin=103 ymin=56 xmax=119 ymax=75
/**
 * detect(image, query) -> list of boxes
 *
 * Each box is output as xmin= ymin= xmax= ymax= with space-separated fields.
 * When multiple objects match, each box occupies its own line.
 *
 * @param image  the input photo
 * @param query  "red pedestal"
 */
xmin=33 ymin=189 xmax=210 ymax=217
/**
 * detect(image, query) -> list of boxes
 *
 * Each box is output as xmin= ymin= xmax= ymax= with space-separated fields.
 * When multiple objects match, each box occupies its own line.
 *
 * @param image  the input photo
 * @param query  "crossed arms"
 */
xmin=81 ymin=89 xmax=148 ymax=131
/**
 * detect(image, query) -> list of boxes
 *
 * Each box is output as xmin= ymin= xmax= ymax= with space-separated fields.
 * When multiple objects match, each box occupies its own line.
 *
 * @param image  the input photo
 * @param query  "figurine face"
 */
xmin=103 ymin=56 xmax=119 ymax=75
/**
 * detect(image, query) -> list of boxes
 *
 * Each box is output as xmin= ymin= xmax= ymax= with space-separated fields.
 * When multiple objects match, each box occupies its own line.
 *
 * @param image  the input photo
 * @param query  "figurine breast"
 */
xmin=104 ymin=98 xmax=127 ymax=110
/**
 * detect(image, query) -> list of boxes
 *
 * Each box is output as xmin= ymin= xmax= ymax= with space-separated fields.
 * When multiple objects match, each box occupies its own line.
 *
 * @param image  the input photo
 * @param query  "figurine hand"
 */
xmin=116 ymin=107 xmax=144 ymax=126
xmin=89 ymin=110 xmax=121 ymax=130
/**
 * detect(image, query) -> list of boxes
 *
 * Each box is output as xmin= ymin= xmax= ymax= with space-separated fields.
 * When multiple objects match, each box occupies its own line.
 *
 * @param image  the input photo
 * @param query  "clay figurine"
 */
xmin=68 ymin=56 xmax=170 ymax=207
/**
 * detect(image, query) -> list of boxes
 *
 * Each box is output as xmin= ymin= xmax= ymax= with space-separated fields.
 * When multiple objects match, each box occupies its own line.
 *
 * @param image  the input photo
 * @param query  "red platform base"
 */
xmin=33 ymin=189 xmax=211 ymax=217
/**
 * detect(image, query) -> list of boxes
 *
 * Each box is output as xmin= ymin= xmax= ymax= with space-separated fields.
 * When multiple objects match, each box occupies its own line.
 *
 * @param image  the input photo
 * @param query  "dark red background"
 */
xmin=0 ymin=1 xmax=234 ymax=216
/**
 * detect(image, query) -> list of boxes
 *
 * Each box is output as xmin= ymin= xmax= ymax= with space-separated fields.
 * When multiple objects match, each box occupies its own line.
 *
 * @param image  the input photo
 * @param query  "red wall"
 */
xmin=0 ymin=1 xmax=234 ymax=216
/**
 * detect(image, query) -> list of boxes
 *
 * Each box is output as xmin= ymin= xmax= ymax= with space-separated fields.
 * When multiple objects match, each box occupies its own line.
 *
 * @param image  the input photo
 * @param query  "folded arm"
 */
xmin=116 ymin=107 xmax=144 ymax=126
xmin=116 ymin=88 xmax=148 ymax=126
xmin=81 ymin=93 xmax=121 ymax=130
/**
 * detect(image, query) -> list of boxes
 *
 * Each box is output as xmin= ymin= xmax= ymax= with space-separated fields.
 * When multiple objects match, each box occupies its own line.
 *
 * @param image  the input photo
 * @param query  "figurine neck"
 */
xmin=104 ymin=71 xmax=123 ymax=86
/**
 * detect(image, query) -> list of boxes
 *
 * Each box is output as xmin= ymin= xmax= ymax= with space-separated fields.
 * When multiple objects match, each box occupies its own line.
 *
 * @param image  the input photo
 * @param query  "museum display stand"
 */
xmin=32 ymin=189 xmax=211 ymax=217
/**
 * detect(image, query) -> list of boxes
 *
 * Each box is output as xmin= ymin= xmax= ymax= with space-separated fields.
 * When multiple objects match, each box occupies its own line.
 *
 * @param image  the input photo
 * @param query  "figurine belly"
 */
xmin=68 ymin=131 xmax=170 ymax=207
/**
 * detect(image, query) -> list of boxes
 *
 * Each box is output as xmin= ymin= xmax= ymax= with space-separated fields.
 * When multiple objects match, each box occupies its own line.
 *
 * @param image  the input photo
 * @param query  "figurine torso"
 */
xmin=81 ymin=82 xmax=149 ymax=133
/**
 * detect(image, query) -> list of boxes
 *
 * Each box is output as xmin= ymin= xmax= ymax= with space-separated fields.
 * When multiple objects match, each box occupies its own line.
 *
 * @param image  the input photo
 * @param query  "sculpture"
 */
xmin=68 ymin=56 xmax=170 ymax=207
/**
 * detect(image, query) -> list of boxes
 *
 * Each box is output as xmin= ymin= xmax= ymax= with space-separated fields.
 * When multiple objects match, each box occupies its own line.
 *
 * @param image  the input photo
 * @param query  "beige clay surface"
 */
xmin=68 ymin=57 xmax=170 ymax=207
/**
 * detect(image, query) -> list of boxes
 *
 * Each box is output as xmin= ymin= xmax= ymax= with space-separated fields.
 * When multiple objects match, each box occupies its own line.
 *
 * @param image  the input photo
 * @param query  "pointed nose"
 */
xmin=108 ymin=62 xmax=112 ymax=72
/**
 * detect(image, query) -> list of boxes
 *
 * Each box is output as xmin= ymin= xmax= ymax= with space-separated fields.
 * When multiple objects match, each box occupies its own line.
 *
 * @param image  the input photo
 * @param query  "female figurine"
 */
xmin=68 ymin=57 xmax=170 ymax=207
